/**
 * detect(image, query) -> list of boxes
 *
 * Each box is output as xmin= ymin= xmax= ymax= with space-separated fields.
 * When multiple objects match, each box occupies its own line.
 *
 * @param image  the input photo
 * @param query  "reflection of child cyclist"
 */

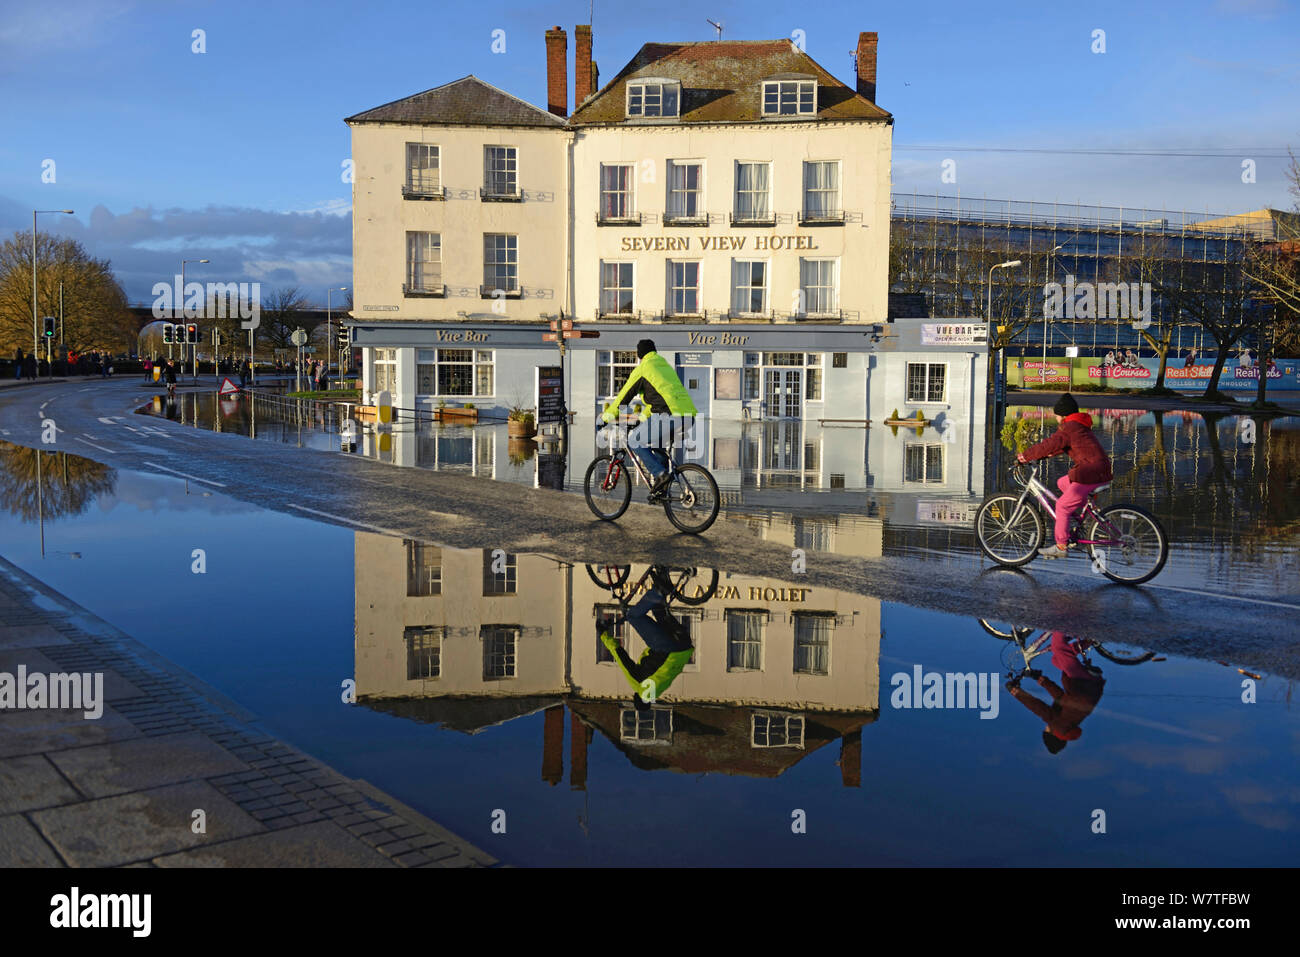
xmin=1016 ymin=393 xmax=1113 ymax=559
xmin=1006 ymin=632 xmax=1105 ymax=754
xmin=601 ymin=339 xmax=697 ymax=498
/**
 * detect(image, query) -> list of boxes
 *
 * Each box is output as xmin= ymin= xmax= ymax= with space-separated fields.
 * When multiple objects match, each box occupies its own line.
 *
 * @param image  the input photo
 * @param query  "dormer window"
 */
xmin=762 ymin=77 xmax=817 ymax=116
xmin=627 ymin=79 xmax=680 ymax=118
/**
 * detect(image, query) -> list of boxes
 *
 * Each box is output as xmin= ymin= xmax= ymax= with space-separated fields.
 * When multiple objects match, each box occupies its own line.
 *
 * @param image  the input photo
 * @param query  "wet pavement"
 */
xmin=0 ymin=379 xmax=1297 ymax=865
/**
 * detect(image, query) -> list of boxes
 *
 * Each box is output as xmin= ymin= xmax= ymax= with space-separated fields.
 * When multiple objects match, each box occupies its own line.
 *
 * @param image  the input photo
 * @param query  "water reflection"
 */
xmin=976 ymin=620 xmax=1162 ymax=755
xmin=353 ymin=537 xmax=881 ymax=784
xmin=0 ymin=442 xmax=117 ymax=523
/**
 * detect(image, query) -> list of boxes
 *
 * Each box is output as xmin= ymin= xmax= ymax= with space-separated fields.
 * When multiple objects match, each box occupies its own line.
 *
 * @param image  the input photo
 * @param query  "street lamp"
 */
xmin=32 ymin=209 xmax=75 ymax=364
xmin=1042 ymin=245 xmax=1064 ymax=387
xmin=181 ymin=259 xmax=209 ymax=378
xmin=326 ymin=286 xmax=347 ymax=388
xmin=986 ymin=260 xmax=1021 ymax=412
xmin=986 ymin=260 xmax=1022 ymax=330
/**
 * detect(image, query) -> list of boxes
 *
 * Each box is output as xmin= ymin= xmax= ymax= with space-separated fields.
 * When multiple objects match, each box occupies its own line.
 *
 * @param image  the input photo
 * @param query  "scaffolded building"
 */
xmin=888 ymin=193 xmax=1288 ymax=357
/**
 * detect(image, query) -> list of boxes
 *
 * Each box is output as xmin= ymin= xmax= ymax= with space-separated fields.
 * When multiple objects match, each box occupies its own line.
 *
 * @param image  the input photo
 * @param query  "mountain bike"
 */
xmin=977 ymin=619 xmax=1160 ymax=668
xmin=586 ymin=563 xmax=720 ymax=607
xmin=584 ymin=423 xmax=720 ymax=534
xmin=974 ymin=462 xmax=1168 ymax=584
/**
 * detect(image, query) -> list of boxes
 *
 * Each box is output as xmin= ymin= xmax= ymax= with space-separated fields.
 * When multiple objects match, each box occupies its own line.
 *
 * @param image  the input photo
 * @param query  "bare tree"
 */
xmin=258 ymin=286 xmax=310 ymax=352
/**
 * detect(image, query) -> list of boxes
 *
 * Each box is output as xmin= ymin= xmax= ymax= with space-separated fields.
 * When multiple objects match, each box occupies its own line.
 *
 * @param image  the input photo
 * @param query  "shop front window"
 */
xmin=417 ymin=349 xmax=494 ymax=397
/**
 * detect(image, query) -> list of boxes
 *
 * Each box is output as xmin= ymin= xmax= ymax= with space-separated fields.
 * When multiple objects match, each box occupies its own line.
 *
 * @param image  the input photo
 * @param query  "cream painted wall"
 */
xmin=571 ymin=121 xmax=892 ymax=323
xmin=571 ymin=566 xmax=881 ymax=711
xmin=353 ymin=534 xmax=567 ymax=698
xmin=349 ymin=123 xmax=570 ymax=324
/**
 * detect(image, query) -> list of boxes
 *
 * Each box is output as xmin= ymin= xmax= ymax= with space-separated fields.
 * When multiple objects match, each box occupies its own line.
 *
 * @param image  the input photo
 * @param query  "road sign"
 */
xmin=542 ymin=332 xmax=559 ymax=342
xmin=563 ymin=330 xmax=600 ymax=339
xmin=290 ymin=328 xmax=307 ymax=346
xmin=547 ymin=318 xmax=574 ymax=332
xmin=219 ymin=377 xmax=240 ymax=396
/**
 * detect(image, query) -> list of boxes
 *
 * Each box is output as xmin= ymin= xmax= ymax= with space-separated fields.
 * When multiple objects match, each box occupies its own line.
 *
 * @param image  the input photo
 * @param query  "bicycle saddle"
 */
xmin=1089 ymin=483 xmax=1111 ymax=495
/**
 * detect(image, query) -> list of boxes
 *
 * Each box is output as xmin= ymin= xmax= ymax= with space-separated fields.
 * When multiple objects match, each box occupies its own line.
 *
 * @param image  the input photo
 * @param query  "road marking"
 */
xmin=143 ymin=462 xmax=227 ymax=487
xmin=97 ymin=417 xmax=116 ymax=425
xmin=74 ymin=436 xmax=117 ymax=454
xmin=288 ymin=504 xmax=404 ymax=538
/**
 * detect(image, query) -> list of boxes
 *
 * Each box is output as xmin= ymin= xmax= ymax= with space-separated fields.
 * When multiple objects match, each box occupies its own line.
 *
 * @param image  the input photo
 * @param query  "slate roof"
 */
xmin=569 ymin=39 xmax=890 ymax=126
xmin=345 ymin=75 xmax=567 ymax=128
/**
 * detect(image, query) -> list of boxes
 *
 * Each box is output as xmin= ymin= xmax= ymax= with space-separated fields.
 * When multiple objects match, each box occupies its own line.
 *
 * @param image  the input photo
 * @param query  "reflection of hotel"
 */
xmin=353 ymin=531 xmax=880 ymax=784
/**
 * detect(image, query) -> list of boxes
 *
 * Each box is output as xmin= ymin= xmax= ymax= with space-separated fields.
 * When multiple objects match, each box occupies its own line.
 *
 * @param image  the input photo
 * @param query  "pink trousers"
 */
xmin=1055 ymin=475 xmax=1104 ymax=547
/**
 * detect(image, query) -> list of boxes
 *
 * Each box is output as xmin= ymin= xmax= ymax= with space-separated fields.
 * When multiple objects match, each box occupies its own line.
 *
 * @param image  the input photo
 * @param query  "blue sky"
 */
xmin=1 ymin=0 xmax=1296 ymax=303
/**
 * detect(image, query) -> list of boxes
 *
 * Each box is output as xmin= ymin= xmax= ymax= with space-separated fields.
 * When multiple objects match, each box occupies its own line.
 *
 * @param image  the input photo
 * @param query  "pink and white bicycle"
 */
xmin=974 ymin=462 xmax=1169 ymax=585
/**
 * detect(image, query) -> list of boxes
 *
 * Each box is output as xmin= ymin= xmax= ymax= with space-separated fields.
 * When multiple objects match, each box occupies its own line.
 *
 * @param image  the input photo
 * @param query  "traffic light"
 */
xmin=187 ymin=324 xmax=198 ymax=343
xmin=162 ymin=323 xmax=174 ymax=344
xmin=43 ymin=316 xmax=56 ymax=338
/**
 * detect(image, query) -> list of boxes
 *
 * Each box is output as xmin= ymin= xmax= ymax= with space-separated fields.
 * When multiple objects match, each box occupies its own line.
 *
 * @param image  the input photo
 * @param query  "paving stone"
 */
xmin=0 ymin=624 xmax=71 ymax=649
xmin=0 ymin=813 xmax=64 ymax=866
xmin=0 ymin=754 xmax=81 ymax=814
xmin=48 ymin=732 xmax=249 ymax=799
xmin=0 ymin=705 xmax=141 ymax=759
xmin=153 ymin=821 xmax=397 ymax=868
xmin=30 ymin=780 xmax=264 ymax=867
xmin=0 ymin=649 xmax=144 ymax=703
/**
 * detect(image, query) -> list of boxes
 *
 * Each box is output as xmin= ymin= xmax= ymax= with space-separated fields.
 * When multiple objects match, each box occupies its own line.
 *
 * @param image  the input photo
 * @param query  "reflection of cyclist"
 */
xmin=601 ymin=339 xmax=697 ymax=496
xmin=598 ymin=580 xmax=694 ymax=710
xmin=1017 ymin=393 xmax=1113 ymax=559
xmin=1006 ymin=632 xmax=1105 ymax=753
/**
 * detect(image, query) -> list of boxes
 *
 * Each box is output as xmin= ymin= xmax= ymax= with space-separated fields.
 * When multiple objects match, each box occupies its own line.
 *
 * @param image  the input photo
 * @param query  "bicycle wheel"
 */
xmin=662 ymin=464 xmax=720 ymax=534
xmin=977 ymin=620 xmax=1034 ymax=642
xmin=653 ymin=566 xmax=720 ymax=605
xmin=974 ymin=494 xmax=1043 ymax=566
xmin=584 ymin=455 xmax=631 ymax=521
xmin=1084 ymin=504 xmax=1168 ymax=585
xmin=1092 ymin=641 xmax=1157 ymax=665
xmin=585 ymin=564 xmax=631 ymax=590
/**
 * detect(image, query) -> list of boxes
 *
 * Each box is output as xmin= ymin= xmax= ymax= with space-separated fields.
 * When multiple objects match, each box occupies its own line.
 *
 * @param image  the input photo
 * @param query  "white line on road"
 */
xmin=1020 ymin=560 xmax=1300 ymax=611
xmin=288 ymin=504 xmax=405 ymax=538
xmin=97 ymin=417 xmax=116 ymax=425
xmin=142 ymin=462 xmax=227 ymax=487
xmin=74 ymin=436 xmax=117 ymax=454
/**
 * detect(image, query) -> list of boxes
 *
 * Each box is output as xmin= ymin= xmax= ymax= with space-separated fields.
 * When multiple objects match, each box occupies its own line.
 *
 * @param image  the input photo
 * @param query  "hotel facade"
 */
xmin=345 ymin=26 xmax=986 ymax=431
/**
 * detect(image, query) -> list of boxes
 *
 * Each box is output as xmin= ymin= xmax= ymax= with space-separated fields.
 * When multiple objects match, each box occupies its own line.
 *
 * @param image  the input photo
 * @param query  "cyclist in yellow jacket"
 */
xmin=599 ymin=577 xmax=694 ymax=710
xmin=601 ymin=339 xmax=697 ymax=497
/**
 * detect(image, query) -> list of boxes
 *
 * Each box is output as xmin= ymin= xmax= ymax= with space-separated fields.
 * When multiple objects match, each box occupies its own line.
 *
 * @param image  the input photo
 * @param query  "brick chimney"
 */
xmin=545 ymin=26 xmax=568 ymax=118
xmin=855 ymin=31 xmax=878 ymax=102
xmin=575 ymin=24 xmax=594 ymax=106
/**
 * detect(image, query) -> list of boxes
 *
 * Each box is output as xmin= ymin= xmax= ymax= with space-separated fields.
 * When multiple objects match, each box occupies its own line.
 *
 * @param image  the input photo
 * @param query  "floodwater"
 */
xmin=140 ymin=391 xmax=1300 ymax=600
xmin=0 ymin=440 xmax=1295 ymax=866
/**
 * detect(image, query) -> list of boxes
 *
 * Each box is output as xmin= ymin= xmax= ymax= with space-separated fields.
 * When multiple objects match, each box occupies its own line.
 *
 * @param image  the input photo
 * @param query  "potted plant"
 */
xmin=507 ymin=406 xmax=536 ymax=438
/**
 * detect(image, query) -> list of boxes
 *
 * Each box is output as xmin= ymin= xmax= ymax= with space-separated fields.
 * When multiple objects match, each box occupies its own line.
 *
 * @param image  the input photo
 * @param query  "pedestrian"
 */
xmin=144 ymin=357 xmax=152 ymax=381
xmin=24 ymin=353 xmax=36 ymax=381
xmin=239 ymin=359 xmax=248 ymax=389
xmin=14 ymin=347 xmax=23 ymax=380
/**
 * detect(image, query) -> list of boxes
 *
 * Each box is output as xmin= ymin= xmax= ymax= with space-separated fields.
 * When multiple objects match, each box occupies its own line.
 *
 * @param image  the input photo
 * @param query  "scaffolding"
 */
xmin=888 ymin=192 xmax=1278 ymax=357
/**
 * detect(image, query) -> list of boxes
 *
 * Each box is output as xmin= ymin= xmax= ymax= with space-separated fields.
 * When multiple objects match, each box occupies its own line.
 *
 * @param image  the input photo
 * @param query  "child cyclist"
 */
xmin=1016 ymin=394 xmax=1113 ymax=559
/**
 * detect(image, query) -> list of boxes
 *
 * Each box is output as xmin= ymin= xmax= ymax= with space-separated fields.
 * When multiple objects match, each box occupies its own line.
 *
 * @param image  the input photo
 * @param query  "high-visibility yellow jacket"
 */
xmin=602 ymin=351 xmax=697 ymax=423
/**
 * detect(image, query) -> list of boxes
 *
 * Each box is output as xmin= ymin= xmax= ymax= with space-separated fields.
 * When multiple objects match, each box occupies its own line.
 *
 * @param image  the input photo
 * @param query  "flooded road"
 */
xmin=142 ymin=390 xmax=1300 ymax=602
xmin=0 ymin=440 xmax=1294 ymax=866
